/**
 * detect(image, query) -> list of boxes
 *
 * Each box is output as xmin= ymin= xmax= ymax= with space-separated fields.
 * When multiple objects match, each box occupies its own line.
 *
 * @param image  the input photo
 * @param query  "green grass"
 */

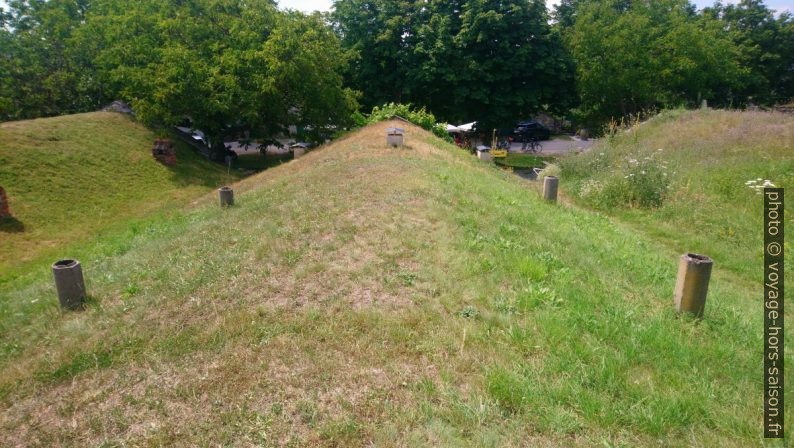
xmin=234 ymin=152 xmax=291 ymax=172
xmin=0 ymin=119 xmax=785 ymax=446
xmin=558 ymin=108 xmax=794 ymax=283
xmin=0 ymin=112 xmax=242 ymax=277
xmin=495 ymin=153 xmax=554 ymax=169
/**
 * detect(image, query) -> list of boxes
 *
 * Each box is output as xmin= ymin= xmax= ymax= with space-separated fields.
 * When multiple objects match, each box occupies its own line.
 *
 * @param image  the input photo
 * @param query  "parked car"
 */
xmin=513 ymin=120 xmax=551 ymax=141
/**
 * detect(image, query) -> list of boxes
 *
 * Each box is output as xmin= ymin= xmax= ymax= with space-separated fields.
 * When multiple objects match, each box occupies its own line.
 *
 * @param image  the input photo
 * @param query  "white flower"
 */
xmin=641 ymin=170 xmax=646 ymax=175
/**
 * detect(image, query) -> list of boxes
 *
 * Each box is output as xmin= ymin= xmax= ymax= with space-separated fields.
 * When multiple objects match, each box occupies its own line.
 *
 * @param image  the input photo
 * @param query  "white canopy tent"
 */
xmin=446 ymin=122 xmax=477 ymax=134
xmin=457 ymin=122 xmax=477 ymax=133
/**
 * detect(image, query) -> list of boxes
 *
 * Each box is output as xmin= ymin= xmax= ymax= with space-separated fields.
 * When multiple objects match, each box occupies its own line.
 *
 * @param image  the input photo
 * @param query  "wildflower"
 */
xmin=641 ymin=170 xmax=646 ymax=175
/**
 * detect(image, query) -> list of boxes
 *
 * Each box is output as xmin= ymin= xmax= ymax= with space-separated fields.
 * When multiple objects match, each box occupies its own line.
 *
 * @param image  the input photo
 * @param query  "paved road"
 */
xmin=227 ymin=140 xmax=291 ymax=156
xmin=508 ymin=137 xmax=595 ymax=155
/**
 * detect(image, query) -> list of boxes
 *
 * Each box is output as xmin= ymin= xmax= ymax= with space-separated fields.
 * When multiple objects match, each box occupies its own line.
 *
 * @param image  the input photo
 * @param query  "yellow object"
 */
xmin=491 ymin=149 xmax=508 ymax=158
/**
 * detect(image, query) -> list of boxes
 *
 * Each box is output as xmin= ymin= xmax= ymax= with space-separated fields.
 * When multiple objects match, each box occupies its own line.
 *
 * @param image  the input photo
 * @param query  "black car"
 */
xmin=513 ymin=120 xmax=551 ymax=141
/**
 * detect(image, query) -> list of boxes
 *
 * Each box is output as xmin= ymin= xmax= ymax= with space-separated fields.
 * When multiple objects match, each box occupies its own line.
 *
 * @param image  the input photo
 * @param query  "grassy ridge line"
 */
xmin=0 ymin=121 xmax=776 ymax=446
xmin=0 ymin=112 xmax=242 ymax=277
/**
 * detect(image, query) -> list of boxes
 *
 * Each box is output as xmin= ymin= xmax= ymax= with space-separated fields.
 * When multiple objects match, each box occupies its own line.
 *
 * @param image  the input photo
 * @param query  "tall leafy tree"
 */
xmin=1 ymin=0 xmax=357 ymax=156
xmin=332 ymin=0 xmax=420 ymax=110
xmin=703 ymin=0 xmax=794 ymax=104
xmin=333 ymin=0 xmax=575 ymax=129
xmin=452 ymin=0 xmax=575 ymax=128
xmin=0 ymin=0 xmax=98 ymax=120
xmin=565 ymin=0 xmax=746 ymax=125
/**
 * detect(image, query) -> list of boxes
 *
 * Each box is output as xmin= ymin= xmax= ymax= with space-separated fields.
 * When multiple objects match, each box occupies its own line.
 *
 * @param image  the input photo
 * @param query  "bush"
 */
xmin=563 ymin=148 xmax=672 ymax=209
xmin=537 ymin=163 xmax=561 ymax=179
xmin=365 ymin=103 xmax=451 ymax=142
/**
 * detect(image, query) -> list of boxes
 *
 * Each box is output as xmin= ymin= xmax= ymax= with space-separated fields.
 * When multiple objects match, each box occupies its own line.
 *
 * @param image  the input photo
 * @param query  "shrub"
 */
xmin=607 ymin=153 xmax=669 ymax=208
xmin=563 ymin=147 xmax=672 ymax=209
xmin=537 ymin=163 xmax=561 ymax=179
xmin=365 ymin=103 xmax=452 ymax=142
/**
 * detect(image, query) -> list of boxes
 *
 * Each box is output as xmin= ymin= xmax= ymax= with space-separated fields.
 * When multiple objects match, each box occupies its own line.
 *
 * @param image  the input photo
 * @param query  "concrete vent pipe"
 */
xmin=52 ymin=259 xmax=86 ymax=310
xmin=543 ymin=176 xmax=559 ymax=202
xmin=219 ymin=186 xmax=234 ymax=207
xmin=674 ymin=253 xmax=713 ymax=318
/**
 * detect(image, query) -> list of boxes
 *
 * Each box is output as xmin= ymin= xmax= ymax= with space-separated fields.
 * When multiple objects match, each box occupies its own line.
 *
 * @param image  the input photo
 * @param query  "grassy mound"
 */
xmin=0 ymin=112 xmax=241 ymax=276
xmin=560 ymin=108 xmax=794 ymax=281
xmin=0 ymin=120 xmax=776 ymax=445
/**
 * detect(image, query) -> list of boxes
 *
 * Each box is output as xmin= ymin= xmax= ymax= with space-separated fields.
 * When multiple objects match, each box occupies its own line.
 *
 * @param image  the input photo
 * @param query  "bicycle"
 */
xmin=496 ymin=137 xmax=512 ymax=150
xmin=520 ymin=138 xmax=542 ymax=153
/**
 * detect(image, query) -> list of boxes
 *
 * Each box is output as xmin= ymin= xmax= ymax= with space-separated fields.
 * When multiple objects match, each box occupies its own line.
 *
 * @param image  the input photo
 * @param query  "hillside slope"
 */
xmin=0 ymin=120 xmax=775 ymax=446
xmin=0 ymin=112 xmax=240 ymax=276
xmin=560 ymin=108 xmax=794 ymax=281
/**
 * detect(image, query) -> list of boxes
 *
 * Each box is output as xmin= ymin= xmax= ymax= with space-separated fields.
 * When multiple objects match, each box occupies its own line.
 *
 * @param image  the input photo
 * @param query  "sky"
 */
xmin=279 ymin=0 xmax=793 ymax=14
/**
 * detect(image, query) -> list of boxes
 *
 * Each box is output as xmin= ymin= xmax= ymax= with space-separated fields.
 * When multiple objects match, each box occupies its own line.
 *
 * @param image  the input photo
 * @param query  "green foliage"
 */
xmin=563 ymin=0 xmax=747 ymax=125
xmin=1 ymin=0 xmax=357 ymax=151
xmin=0 ymin=0 xmax=104 ymax=120
xmin=702 ymin=0 xmax=794 ymax=104
xmin=333 ymin=0 xmax=575 ymax=128
xmin=559 ymin=107 xmax=794 ymax=279
xmin=365 ymin=103 xmax=450 ymax=141
xmin=565 ymin=135 xmax=671 ymax=209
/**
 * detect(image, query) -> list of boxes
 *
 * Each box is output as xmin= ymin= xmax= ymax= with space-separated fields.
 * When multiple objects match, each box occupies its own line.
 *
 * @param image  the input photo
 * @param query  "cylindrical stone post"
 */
xmin=52 ymin=260 xmax=86 ymax=311
xmin=0 ymin=186 xmax=10 ymax=218
xmin=543 ymin=176 xmax=559 ymax=202
xmin=219 ymin=186 xmax=234 ymax=207
xmin=674 ymin=253 xmax=713 ymax=318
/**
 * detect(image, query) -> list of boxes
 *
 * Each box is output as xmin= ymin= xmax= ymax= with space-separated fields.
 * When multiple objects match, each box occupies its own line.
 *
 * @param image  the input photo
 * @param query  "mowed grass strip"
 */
xmin=0 ymin=111 xmax=241 ymax=277
xmin=0 ymin=121 xmax=773 ymax=446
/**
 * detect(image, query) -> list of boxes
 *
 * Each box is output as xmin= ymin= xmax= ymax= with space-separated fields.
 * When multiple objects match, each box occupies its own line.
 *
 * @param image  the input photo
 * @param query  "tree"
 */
xmin=0 ymin=0 xmax=100 ymax=120
xmin=565 ymin=0 xmax=746 ymax=125
xmin=80 ymin=0 xmax=357 ymax=156
xmin=703 ymin=0 xmax=794 ymax=104
xmin=332 ymin=0 xmax=575 ymax=129
xmin=2 ymin=0 xmax=358 ymax=154
xmin=332 ymin=0 xmax=420 ymax=110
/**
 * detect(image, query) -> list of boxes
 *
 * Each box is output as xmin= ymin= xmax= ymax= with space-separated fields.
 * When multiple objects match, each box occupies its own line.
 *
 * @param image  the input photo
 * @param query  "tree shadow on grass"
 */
xmin=163 ymin=137 xmax=239 ymax=188
xmin=164 ymin=135 xmax=291 ymax=187
xmin=0 ymin=216 xmax=25 ymax=233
